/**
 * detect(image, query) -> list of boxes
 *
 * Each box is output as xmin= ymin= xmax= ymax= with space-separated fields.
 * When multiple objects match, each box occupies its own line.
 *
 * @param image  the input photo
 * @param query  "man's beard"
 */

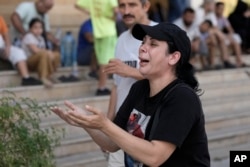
xmin=184 ymin=20 xmax=192 ymax=27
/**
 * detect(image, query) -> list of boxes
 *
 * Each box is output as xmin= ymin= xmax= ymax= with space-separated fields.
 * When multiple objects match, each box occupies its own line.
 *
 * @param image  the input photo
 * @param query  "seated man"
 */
xmin=173 ymin=7 xmax=201 ymax=67
xmin=228 ymin=0 xmax=250 ymax=53
xmin=195 ymin=0 xmax=235 ymax=69
xmin=10 ymin=0 xmax=59 ymax=49
xmin=76 ymin=19 xmax=98 ymax=79
xmin=0 ymin=16 xmax=42 ymax=86
xmin=215 ymin=1 xmax=246 ymax=67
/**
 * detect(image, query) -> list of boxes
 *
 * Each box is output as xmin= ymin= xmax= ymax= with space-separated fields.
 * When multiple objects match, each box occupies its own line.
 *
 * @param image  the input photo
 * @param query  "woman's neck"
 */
xmin=149 ymin=74 xmax=177 ymax=97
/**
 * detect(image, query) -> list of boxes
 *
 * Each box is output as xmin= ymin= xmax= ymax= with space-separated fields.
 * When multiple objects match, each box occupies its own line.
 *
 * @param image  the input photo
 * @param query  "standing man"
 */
xmin=76 ymin=19 xmax=98 ymax=79
xmin=11 ymin=0 xmax=59 ymax=49
xmin=75 ymin=0 xmax=118 ymax=96
xmin=104 ymin=0 xmax=157 ymax=166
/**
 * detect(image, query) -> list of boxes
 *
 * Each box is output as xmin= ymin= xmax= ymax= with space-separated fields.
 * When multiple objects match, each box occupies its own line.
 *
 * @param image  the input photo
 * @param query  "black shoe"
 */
xmin=223 ymin=61 xmax=236 ymax=69
xmin=59 ymin=75 xmax=80 ymax=83
xmin=88 ymin=71 xmax=98 ymax=79
xmin=67 ymin=75 xmax=80 ymax=82
xmin=21 ymin=77 xmax=43 ymax=86
xmin=58 ymin=75 xmax=68 ymax=82
xmin=96 ymin=88 xmax=111 ymax=96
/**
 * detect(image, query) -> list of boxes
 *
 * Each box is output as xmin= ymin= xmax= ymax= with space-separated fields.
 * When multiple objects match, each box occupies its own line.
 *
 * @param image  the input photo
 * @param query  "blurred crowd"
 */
xmin=0 ymin=0 xmax=250 ymax=91
xmin=150 ymin=0 xmax=250 ymax=70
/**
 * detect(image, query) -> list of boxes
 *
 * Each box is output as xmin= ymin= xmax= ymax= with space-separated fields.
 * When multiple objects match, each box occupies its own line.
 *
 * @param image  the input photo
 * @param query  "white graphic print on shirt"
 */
xmin=125 ymin=109 xmax=151 ymax=167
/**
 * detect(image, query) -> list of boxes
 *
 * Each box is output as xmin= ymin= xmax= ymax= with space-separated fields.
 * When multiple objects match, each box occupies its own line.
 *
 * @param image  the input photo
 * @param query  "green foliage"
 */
xmin=0 ymin=91 xmax=64 ymax=167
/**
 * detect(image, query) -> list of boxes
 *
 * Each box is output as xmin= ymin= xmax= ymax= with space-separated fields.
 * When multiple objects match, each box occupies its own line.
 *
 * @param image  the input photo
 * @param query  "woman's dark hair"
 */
xmin=29 ymin=18 xmax=43 ymax=29
xmin=167 ymin=42 xmax=202 ymax=94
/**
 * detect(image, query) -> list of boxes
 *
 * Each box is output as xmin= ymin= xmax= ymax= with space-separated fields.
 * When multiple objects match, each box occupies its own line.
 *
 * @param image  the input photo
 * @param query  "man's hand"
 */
xmin=104 ymin=59 xmax=130 ymax=77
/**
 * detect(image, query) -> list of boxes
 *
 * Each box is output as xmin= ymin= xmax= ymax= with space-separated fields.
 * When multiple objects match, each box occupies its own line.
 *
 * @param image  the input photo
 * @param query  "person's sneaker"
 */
xmin=58 ymin=75 xmax=80 ymax=82
xmin=58 ymin=75 xmax=68 ymax=82
xmin=67 ymin=75 xmax=80 ymax=82
xmin=96 ymin=88 xmax=111 ymax=96
xmin=21 ymin=77 xmax=43 ymax=86
xmin=88 ymin=71 xmax=98 ymax=79
xmin=223 ymin=61 xmax=236 ymax=69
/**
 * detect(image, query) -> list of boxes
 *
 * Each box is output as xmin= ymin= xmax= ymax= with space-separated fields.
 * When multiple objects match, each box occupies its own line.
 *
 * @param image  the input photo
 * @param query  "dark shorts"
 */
xmin=77 ymin=46 xmax=94 ymax=66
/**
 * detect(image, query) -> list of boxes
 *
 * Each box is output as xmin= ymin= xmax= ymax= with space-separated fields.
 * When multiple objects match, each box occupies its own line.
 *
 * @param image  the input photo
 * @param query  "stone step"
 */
xmin=1 ymin=65 xmax=249 ymax=88
xmin=1 ymin=74 xmax=248 ymax=104
xmin=54 ymin=134 xmax=100 ymax=158
xmin=39 ymin=95 xmax=109 ymax=120
xmin=196 ymin=67 xmax=250 ymax=85
xmin=56 ymin=150 xmax=108 ymax=167
xmin=210 ymin=141 xmax=250 ymax=162
xmin=0 ymin=80 xmax=113 ymax=102
xmin=203 ymin=94 xmax=250 ymax=125
xmin=0 ymin=66 xmax=92 ymax=88
xmin=200 ymin=79 xmax=250 ymax=101
xmin=207 ymin=124 xmax=250 ymax=151
xmin=205 ymin=108 xmax=250 ymax=131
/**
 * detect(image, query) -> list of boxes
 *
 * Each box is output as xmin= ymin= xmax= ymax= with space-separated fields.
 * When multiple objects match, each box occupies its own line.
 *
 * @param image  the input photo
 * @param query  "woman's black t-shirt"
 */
xmin=113 ymin=79 xmax=210 ymax=167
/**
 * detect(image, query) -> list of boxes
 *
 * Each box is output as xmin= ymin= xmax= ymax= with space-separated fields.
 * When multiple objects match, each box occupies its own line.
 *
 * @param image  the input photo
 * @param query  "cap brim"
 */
xmin=132 ymin=24 xmax=166 ymax=41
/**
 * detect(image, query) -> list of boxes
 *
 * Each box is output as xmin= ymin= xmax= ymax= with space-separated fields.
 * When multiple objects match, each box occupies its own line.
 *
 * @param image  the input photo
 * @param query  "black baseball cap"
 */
xmin=132 ymin=22 xmax=191 ymax=64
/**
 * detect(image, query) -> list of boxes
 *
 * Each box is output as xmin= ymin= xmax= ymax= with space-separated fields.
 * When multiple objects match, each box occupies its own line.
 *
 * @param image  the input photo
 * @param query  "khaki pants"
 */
xmin=27 ymin=51 xmax=60 ymax=79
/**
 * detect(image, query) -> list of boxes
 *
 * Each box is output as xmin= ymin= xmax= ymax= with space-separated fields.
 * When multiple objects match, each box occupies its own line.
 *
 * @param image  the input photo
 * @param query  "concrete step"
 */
xmin=0 ymin=80 xmax=113 ymax=102
xmin=207 ymin=124 xmax=250 ymax=151
xmin=1 ymin=74 xmax=248 ymax=104
xmin=210 ymin=141 xmax=250 ymax=162
xmin=203 ymin=95 xmax=250 ymax=131
xmin=54 ymin=134 xmax=100 ymax=158
xmin=39 ymin=95 xmax=109 ymax=120
xmin=200 ymin=79 xmax=250 ymax=101
xmin=211 ymin=142 xmax=250 ymax=162
xmin=0 ymin=66 xmax=92 ymax=88
xmin=196 ymin=67 xmax=250 ymax=85
xmin=193 ymin=53 xmax=250 ymax=71
xmin=56 ymin=150 xmax=108 ymax=167
xmin=205 ymin=108 xmax=250 ymax=131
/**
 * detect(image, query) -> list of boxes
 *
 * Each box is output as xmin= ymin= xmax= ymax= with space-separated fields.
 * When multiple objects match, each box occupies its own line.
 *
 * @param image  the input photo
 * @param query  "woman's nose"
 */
xmin=139 ymin=43 xmax=147 ymax=53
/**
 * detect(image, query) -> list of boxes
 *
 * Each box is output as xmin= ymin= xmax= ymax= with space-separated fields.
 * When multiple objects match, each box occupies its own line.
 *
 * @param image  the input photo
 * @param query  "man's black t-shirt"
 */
xmin=113 ymin=79 xmax=210 ymax=167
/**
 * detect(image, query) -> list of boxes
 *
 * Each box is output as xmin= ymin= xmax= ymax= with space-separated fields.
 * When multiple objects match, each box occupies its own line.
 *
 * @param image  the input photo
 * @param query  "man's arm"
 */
xmin=74 ymin=3 xmax=90 ymax=15
xmin=84 ymin=32 xmax=94 ymax=43
xmin=10 ymin=12 xmax=26 ymax=36
xmin=0 ymin=17 xmax=11 ymax=59
xmin=104 ymin=59 xmax=144 ymax=80
xmin=46 ymin=32 xmax=60 ymax=47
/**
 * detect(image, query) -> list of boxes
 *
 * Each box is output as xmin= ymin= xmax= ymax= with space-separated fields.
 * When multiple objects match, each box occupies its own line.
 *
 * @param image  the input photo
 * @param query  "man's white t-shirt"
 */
xmin=11 ymin=2 xmax=50 ymax=39
xmin=114 ymin=21 xmax=157 ymax=113
xmin=195 ymin=8 xmax=218 ymax=27
xmin=173 ymin=18 xmax=200 ymax=41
